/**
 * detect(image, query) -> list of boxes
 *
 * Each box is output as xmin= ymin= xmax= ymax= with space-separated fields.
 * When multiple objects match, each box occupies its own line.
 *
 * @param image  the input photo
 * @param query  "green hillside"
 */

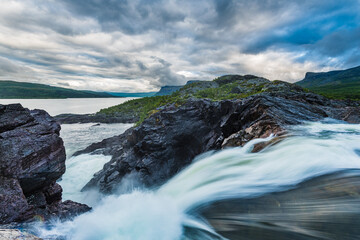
xmin=0 ymin=80 xmax=122 ymax=99
xmin=296 ymin=66 xmax=360 ymax=100
xmin=98 ymin=75 xmax=304 ymax=125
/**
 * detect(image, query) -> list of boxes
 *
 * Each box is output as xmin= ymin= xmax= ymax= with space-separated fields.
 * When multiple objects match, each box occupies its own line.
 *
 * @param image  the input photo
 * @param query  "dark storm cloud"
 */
xmin=0 ymin=0 xmax=359 ymax=91
xmin=235 ymin=0 xmax=360 ymax=54
xmin=61 ymin=0 xmax=185 ymax=34
xmin=311 ymin=27 xmax=360 ymax=57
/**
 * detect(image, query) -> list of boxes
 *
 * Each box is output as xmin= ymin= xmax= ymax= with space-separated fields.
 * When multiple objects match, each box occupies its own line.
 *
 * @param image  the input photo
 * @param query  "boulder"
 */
xmin=0 ymin=105 xmax=65 ymax=193
xmin=0 ymin=104 xmax=90 ymax=224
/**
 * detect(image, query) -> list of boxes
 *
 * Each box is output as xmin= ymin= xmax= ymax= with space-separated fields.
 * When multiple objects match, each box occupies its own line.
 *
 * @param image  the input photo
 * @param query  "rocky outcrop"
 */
xmin=79 ymin=92 xmax=360 ymax=193
xmin=54 ymin=113 xmax=138 ymax=124
xmin=0 ymin=104 xmax=90 ymax=224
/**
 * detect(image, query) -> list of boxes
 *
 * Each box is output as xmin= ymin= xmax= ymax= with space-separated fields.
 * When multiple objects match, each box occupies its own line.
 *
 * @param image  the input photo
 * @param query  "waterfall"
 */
xmin=36 ymin=120 xmax=360 ymax=239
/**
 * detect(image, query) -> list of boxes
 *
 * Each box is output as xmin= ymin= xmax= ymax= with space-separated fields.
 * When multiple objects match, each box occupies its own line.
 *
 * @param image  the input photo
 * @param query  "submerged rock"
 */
xmin=79 ymin=92 xmax=360 ymax=193
xmin=0 ymin=104 xmax=90 ymax=224
xmin=197 ymin=169 xmax=360 ymax=240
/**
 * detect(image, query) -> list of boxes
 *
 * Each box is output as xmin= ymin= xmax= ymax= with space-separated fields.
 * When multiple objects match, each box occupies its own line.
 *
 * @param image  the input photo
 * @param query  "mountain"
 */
xmin=0 ymin=80 xmax=153 ymax=99
xmin=108 ymin=92 xmax=156 ymax=97
xmin=154 ymin=80 xmax=201 ymax=96
xmin=296 ymin=65 xmax=360 ymax=100
xmin=154 ymin=86 xmax=183 ymax=96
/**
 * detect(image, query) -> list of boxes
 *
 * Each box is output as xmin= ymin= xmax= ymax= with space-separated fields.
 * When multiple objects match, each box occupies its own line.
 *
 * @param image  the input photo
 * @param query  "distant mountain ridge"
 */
xmin=155 ymin=85 xmax=183 ymax=96
xmin=0 ymin=80 xmax=154 ymax=99
xmin=107 ymin=92 xmax=156 ymax=97
xmin=296 ymin=65 xmax=360 ymax=100
xmin=155 ymin=80 xmax=201 ymax=96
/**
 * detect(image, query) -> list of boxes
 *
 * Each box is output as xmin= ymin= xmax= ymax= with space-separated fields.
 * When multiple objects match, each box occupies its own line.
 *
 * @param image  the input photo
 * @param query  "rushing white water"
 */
xmin=37 ymin=120 xmax=360 ymax=240
xmin=60 ymin=123 xmax=133 ymax=157
xmin=59 ymin=123 xmax=133 ymax=203
xmin=39 ymin=191 xmax=184 ymax=240
xmin=59 ymin=154 xmax=111 ymax=204
xmin=160 ymin=120 xmax=360 ymax=211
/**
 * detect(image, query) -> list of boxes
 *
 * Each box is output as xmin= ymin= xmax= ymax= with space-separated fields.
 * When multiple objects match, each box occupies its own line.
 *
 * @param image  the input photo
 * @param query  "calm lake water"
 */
xmin=0 ymin=97 xmax=137 ymax=116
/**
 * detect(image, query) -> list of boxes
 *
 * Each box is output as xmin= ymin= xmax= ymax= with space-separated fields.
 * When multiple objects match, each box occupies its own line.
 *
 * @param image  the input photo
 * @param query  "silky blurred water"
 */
xmin=36 ymin=120 xmax=360 ymax=240
xmin=59 ymin=123 xmax=133 ymax=203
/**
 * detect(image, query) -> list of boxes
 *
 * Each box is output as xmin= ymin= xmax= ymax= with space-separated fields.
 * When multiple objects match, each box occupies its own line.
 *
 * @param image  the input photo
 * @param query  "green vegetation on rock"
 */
xmin=98 ymin=75 xmax=304 ymax=125
xmin=99 ymin=94 xmax=186 ymax=124
xmin=304 ymin=83 xmax=360 ymax=100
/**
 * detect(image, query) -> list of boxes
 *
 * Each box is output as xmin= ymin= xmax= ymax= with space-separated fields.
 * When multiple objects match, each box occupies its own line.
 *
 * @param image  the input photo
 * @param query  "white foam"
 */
xmin=39 ymin=121 xmax=360 ymax=239
xmin=39 ymin=192 xmax=184 ymax=240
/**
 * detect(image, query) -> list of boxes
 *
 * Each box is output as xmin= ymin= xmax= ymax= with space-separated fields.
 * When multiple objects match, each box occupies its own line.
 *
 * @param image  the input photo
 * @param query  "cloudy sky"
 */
xmin=0 ymin=0 xmax=359 ymax=92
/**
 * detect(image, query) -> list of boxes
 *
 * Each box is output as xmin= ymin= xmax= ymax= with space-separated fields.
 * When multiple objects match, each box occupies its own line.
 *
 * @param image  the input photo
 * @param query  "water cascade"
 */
xmin=37 ymin=120 xmax=360 ymax=239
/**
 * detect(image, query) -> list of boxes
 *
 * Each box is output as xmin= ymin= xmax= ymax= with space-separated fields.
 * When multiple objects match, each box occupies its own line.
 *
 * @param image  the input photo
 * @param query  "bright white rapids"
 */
xmin=59 ymin=123 xmax=133 ymax=204
xmin=37 ymin=120 xmax=360 ymax=240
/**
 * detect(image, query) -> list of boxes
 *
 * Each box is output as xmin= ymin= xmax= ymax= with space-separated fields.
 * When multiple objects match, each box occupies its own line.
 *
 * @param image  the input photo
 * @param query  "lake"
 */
xmin=0 ymin=97 xmax=137 ymax=116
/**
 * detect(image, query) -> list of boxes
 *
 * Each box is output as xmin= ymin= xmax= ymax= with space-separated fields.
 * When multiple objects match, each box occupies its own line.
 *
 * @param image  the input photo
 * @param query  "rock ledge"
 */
xmin=0 ymin=104 xmax=90 ymax=224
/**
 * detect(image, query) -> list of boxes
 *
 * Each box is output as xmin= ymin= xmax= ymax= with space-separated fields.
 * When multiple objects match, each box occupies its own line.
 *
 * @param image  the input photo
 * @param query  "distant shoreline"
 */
xmin=0 ymin=80 xmax=156 ymax=99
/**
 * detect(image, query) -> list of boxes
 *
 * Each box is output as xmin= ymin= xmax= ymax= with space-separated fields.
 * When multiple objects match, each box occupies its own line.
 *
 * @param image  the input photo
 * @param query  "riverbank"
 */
xmin=2 ymin=75 xmax=360 ymax=239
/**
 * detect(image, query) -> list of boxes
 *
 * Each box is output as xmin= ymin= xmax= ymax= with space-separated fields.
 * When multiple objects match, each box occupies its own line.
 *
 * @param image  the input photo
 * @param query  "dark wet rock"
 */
xmin=197 ymin=169 xmax=360 ymax=240
xmin=82 ymin=99 xmax=236 ymax=192
xmin=249 ymin=134 xmax=288 ymax=153
xmin=46 ymin=200 xmax=91 ymax=220
xmin=0 ymin=104 xmax=90 ymax=224
xmin=0 ymin=105 xmax=64 ymax=193
xmin=25 ymin=184 xmax=90 ymax=222
xmin=80 ymin=92 xmax=360 ymax=193
xmin=26 ymin=191 xmax=47 ymax=209
xmin=0 ymin=178 xmax=32 ymax=223
xmin=43 ymin=182 xmax=63 ymax=203
xmin=54 ymin=113 xmax=137 ymax=124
